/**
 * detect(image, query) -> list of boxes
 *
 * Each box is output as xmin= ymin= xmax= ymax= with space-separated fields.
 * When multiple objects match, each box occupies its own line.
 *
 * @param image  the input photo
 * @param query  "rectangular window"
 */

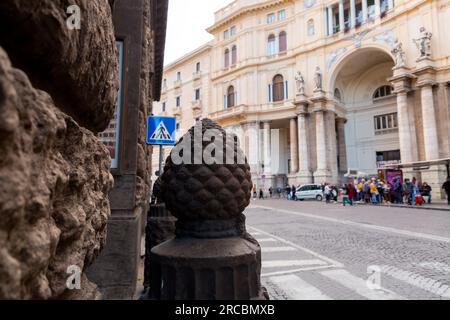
xmin=195 ymin=88 xmax=201 ymax=100
xmin=267 ymin=39 xmax=276 ymax=56
xmin=284 ymin=81 xmax=288 ymax=100
xmin=267 ymin=13 xmax=276 ymax=24
xmin=374 ymin=113 xmax=398 ymax=135
xmin=376 ymin=150 xmax=401 ymax=162
xmin=176 ymin=96 xmax=181 ymax=107
xmin=162 ymin=102 xmax=166 ymax=112
xmin=224 ymin=29 xmax=230 ymax=39
xmin=176 ymin=72 xmax=181 ymax=81
xmin=278 ymin=9 xmax=286 ymax=21
xmin=196 ymin=62 xmax=201 ymax=72
xmin=230 ymin=26 xmax=236 ymax=36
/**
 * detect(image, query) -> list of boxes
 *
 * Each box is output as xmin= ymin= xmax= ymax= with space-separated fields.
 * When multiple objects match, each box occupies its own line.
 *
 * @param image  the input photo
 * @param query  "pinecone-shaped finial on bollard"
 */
xmin=160 ymin=118 xmax=252 ymax=237
xmin=150 ymin=118 xmax=266 ymax=300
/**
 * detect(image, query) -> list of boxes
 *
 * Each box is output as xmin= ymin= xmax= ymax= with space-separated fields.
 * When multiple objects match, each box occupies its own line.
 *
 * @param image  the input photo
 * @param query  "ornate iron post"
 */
xmin=149 ymin=119 xmax=266 ymax=300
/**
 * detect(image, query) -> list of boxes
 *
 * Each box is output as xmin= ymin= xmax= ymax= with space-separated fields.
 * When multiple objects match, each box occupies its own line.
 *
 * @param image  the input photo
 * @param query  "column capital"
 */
xmin=336 ymin=117 xmax=347 ymax=124
xmin=389 ymin=73 xmax=414 ymax=94
xmin=295 ymin=103 xmax=309 ymax=115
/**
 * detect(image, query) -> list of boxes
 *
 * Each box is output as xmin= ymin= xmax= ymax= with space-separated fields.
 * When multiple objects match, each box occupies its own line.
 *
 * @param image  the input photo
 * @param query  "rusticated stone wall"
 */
xmin=0 ymin=0 xmax=118 ymax=299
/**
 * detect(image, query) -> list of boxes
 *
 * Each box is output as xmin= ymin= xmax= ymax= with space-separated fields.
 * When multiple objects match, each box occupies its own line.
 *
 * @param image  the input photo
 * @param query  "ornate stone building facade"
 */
xmin=155 ymin=0 xmax=450 ymax=198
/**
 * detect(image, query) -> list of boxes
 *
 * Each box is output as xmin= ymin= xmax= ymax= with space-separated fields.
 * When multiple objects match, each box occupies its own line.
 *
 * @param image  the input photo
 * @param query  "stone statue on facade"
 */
xmin=413 ymin=27 xmax=432 ymax=60
xmin=314 ymin=66 xmax=322 ymax=92
xmin=295 ymin=71 xmax=305 ymax=95
xmin=391 ymin=40 xmax=406 ymax=68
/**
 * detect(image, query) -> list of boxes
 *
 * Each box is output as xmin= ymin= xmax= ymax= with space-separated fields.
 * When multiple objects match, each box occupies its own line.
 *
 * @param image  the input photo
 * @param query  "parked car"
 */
xmin=295 ymin=184 xmax=323 ymax=201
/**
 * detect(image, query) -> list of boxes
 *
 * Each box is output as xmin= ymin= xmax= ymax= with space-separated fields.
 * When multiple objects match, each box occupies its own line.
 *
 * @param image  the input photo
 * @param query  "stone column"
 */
xmin=327 ymin=6 xmax=334 ymax=35
xmin=290 ymin=118 xmax=299 ymax=173
xmin=263 ymin=121 xmax=271 ymax=175
xmin=327 ymin=111 xmax=339 ymax=183
xmin=339 ymin=0 xmax=345 ymax=31
xmin=362 ymin=0 xmax=368 ymax=22
xmin=240 ymin=123 xmax=248 ymax=158
xmin=388 ymin=0 xmax=394 ymax=10
xmin=314 ymin=110 xmax=330 ymax=182
xmin=336 ymin=118 xmax=348 ymax=174
xmin=298 ymin=112 xmax=312 ymax=183
xmin=420 ymin=84 xmax=439 ymax=160
xmin=350 ymin=0 xmax=356 ymax=27
xmin=375 ymin=0 xmax=381 ymax=16
xmin=390 ymin=73 xmax=416 ymax=165
xmin=396 ymin=91 xmax=414 ymax=163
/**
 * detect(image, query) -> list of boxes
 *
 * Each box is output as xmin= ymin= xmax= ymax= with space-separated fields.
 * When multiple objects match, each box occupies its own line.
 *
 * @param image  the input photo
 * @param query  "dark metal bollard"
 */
xmin=149 ymin=119 xmax=266 ymax=300
xmin=142 ymin=202 xmax=176 ymax=294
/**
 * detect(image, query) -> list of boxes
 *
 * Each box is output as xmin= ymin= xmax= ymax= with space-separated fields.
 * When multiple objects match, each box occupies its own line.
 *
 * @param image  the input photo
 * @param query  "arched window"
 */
xmin=227 ymin=86 xmax=235 ymax=108
xmin=231 ymin=45 xmax=237 ymax=65
xmin=307 ymin=19 xmax=315 ymax=36
xmin=267 ymin=34 xmax=276 ymax=56
xmin=373 ymin=85 xmax=394 ymax=100
xmin=334 ymin=88 xmax=342 ymax=102
xmin=224 ymin=49 xmax=230 ymax=68
xmin=272 ymin=75 xmax=285 ymax=102
xmin=279 ymin=31 xmax=287 ymax=52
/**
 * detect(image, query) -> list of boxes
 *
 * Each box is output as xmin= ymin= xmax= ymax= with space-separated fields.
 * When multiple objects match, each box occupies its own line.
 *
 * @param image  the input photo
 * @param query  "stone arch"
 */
xmin=328 ymin=44 xmax=395 ymax=95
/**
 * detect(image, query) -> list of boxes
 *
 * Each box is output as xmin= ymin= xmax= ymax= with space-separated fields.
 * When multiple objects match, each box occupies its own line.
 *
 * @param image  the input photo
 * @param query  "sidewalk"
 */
xmin=349 ymin=199 xmax=450 ymax=212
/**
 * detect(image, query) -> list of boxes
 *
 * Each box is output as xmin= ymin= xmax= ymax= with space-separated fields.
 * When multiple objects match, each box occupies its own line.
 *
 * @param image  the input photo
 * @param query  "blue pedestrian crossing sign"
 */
xmin=146 ymin=116 xmax=177 ymax=145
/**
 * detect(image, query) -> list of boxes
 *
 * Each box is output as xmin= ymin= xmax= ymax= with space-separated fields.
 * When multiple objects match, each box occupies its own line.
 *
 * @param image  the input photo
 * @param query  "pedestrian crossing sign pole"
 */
xmin=146 ymin=116 xmax=177 ymax=176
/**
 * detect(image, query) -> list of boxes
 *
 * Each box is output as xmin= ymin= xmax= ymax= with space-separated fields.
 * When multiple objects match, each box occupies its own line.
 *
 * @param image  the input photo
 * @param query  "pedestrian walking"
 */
xmin=443 ymin=177 xmax=450 ymax=205
xmin=421 ymin=182 xmax=432 ymax=204
xmin=370 ymin=180 xmax=379 ymax=204
xmin=291 ymin=185 xmax=296 ymax=201
xmin=324 ymin=184 xmax=332 ymax=203
xmin=286 ymin=185 xmax=292 ymax=200
xmin=331 ymin=186 xmax=338 ymax=202
xmin=269 ymin=187 xmax=273 ymax=199
xmin=259 ymin=189 xmax=264 ymax=200
xmin=252 ymin=185 xmax=257 ymax=200
xmin=343 ymin=183 xmax=355 ymax=207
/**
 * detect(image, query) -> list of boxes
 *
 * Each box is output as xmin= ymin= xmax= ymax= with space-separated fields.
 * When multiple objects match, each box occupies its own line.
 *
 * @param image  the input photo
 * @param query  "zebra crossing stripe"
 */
xmin=262 ymin=246 xmax=296 ymax=253
xmin=257 ymin=238 xmax=277 ymax=243
xmin=248 ymin=226 xmax=343 ymax=268
xmin=263 ymin=259 xmax=327 ymax=268
xmin=379 ymin=265 xmax=450 ymax=298
xmin=320 ymin=269 xmax=405 ymax=300
xmin=269 ymin=275 xmax=332 ymax=300
xmin=418 ymin=262 xmax=450 ymax=274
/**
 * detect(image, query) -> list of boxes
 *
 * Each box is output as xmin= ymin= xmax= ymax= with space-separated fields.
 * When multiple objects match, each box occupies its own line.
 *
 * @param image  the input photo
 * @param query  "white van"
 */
xmin=295 ymin=184 xmax=324 ymax=201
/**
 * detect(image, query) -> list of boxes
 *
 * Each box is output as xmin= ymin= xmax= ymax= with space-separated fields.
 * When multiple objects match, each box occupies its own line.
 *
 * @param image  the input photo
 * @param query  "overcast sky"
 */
xmin=164 ymin=0 xmax=234 ymax=65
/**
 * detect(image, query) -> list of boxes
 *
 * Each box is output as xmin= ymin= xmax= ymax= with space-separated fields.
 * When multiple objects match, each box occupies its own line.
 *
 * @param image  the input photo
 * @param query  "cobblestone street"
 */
xmin=245 ymin=199 xmax=450 ymax=300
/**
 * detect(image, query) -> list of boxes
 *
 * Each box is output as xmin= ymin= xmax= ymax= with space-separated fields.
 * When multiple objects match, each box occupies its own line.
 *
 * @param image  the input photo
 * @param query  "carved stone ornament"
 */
xmin=149 ymin=119 xmax=266 ymax=300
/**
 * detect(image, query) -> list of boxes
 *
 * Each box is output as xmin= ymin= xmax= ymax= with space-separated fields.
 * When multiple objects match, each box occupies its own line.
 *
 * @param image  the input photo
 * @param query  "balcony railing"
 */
xmin=193 ymin=71 xmax=201 ymax=80
xmin=191 ymin=100 xmax=202 ymax=112
xmin=172 ymin=107 xmax=181 ymax=116
xmin=174 ymin=80 xmax=182 ymax=89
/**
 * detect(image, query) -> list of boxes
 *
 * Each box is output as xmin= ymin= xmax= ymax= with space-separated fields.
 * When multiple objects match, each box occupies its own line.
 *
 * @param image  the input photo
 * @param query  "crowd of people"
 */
xmin=325 ymin=176 xmax=450 ymax=206
xmin=251 ymin=176 xmax=450 ymax=206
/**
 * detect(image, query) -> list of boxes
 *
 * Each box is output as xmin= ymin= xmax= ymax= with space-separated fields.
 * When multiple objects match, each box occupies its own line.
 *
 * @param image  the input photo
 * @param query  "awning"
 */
xmin=380 ymin=158 xmax=450 ymax=176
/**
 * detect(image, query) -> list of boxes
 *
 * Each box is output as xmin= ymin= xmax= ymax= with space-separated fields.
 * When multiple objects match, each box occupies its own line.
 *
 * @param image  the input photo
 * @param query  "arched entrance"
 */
xmin=331 ymin=47 xmax=397 ymax=176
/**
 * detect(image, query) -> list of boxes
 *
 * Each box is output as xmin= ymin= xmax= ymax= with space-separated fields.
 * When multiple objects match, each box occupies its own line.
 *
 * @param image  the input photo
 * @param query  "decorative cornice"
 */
xmin=207 ymin=0 xmax=294 ymax=33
